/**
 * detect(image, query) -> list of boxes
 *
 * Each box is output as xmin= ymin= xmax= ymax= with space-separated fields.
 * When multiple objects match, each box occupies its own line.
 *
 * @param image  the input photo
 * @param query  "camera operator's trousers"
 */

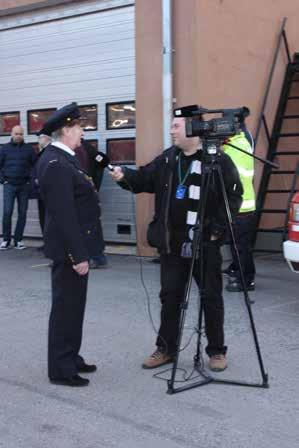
xmin=157 ymin=243 xmax=227 ymax=357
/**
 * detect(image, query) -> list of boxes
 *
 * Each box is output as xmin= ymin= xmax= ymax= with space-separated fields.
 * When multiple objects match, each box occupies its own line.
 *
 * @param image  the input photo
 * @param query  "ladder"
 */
xmin=255 ymin=28 xmax=299 ymax=252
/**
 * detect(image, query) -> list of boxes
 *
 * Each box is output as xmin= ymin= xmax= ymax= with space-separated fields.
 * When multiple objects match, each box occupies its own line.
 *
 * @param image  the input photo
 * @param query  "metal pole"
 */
xmin=162 ymin=0 xmax=173 ymax=148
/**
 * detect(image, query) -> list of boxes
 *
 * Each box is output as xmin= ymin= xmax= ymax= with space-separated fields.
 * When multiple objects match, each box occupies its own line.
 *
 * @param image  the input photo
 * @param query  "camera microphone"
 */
xmin=95 ymin=151 xmax=114 ymax=171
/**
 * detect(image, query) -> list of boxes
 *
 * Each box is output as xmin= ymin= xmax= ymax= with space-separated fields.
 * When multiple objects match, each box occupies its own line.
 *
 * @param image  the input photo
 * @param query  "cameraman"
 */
xmin=110 ymin=116 xmax=242 ymax=371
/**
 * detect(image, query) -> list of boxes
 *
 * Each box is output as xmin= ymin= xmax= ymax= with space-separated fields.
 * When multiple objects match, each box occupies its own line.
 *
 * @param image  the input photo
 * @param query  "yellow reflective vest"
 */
xmin=223 ymin=132 xmax=256 ymax=213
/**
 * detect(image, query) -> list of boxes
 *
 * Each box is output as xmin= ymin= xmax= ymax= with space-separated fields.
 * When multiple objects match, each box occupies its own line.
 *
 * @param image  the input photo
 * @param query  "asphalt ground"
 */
xmin=0 ymin=247 xmax=298 ymax=448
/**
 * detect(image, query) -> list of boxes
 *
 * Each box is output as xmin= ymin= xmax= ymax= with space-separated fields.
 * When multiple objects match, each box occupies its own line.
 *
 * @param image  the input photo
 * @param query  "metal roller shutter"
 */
xmin=0 ymin=0 xmax=136 ymax=243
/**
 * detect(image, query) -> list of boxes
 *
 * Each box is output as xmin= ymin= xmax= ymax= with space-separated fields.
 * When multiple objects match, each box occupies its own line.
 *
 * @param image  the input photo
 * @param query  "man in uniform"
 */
xmin=36 ymin=103 xmax=102 ymax=387
xmin=110 ymin=116 xmax=243 ymax=372
xmin=75 ymin=138 xmax=107 ymax=268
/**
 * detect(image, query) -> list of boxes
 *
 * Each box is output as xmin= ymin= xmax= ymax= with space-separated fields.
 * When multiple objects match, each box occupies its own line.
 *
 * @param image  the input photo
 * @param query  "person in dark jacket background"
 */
xmin=36 ymin=103 xmax=101 ymax=387
xmin=75 ymin=138 xmax=107 ymax=268
xmin=29 ymin=134 xmax=52 ymax=252
xmin=110 ymin=116 xmax=243 ymax=372
xmin=0 ymin=125 xmax=36 ymax=250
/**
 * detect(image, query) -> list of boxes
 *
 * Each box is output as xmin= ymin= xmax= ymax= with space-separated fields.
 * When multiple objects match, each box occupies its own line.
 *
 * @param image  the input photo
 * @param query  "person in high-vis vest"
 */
xmin=223 ymin=128 xmax=256 ymax=292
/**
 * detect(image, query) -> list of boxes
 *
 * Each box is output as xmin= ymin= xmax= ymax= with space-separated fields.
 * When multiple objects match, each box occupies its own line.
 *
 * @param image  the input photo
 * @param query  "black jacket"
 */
xmin=36 ymin=144 xmax=103 ymax=263
xmin=119 ymin=146 xmax=243 ymax=254
xmin=0 ymin=139 xmax=36 ymax=185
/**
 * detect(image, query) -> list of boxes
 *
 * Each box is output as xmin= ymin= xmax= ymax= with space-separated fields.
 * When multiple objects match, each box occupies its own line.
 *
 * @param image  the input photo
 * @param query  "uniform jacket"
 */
xmin=36 ymin=144 xmax=103 ymax=263
xmin=118 ymin=145 xmax=243 ymax=254
xmin=0 ymin=140 xmax=36 ymax=185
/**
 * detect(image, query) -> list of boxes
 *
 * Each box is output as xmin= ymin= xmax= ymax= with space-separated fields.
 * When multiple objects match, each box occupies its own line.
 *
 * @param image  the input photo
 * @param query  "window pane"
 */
xmin=78 ymin=105 xmax=97 ymax=131
xmin=0 ymin=112 xmax=20 ymax=135
xmin=107 ymin=139 xmax=135 ymax=164
xmin=27 ymin=108 xmax=56 ymax=134
xmin=106 ymin=101 xmax=135 ymax=129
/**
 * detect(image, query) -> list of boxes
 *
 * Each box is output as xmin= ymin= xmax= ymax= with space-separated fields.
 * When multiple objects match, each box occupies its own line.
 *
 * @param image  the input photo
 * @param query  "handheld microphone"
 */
xmin=95 ymin=151 xmax=114 ymax=171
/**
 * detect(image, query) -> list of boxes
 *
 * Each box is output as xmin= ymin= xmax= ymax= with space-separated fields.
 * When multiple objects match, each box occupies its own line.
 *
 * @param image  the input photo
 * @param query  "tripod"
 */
xmin=167 ymin=140 xmax=272 ymax=394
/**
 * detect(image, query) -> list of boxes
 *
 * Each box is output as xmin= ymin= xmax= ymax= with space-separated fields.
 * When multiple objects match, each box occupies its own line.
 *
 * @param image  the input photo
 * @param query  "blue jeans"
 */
xmin=89 ymin=253 xmax=107 ymax=266
xmin=2 ymin=182 xmax=30 ymax=244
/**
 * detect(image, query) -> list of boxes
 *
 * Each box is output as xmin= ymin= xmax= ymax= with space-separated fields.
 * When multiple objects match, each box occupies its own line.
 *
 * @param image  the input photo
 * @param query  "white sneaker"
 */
xmin=0 ymin=240 xmax=10 ymax=250
xmin=15 ymin=241 xmax=26 ymax=250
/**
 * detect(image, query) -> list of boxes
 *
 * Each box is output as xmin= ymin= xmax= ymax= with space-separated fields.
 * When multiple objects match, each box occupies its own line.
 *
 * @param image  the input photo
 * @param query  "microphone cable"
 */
xmin=112 ymin=168 xmax=200 ymax=363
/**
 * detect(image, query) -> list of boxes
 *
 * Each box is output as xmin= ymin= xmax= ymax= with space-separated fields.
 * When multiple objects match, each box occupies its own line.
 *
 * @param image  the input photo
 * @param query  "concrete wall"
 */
xmin=135 ymin=0 xmax=299 ymax=254
xmin=0 ymin=0 xmax=76 ymax=15
xmin=135 ymin=0 xmax=163 ymax=255
xmin=1 ymin=0 xmax=44 ymax=9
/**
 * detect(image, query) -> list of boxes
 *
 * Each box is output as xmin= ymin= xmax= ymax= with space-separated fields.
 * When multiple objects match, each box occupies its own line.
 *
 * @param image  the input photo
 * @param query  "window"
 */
xmin=106 ymin=138 xmax=135 ymax=165
xmin=27 ymin=108 xmax=56 ymax=135
xmin=78 ymin=105 xmax=98 ymax=131
xmin=0 ymin=112 xmax=20 ymax=136
xmin=106 ymin=101 xmax=135 ymax=130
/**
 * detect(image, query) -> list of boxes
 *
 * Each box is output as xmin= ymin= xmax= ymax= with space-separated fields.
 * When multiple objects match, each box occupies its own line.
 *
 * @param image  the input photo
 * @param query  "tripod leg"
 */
xmin=167 ymin=167 xmax=212 ymax=393
xmin=216 ymin=165 xmax=268 ymax=386
xmin=193 ymin=168 xmax=212 ymax=369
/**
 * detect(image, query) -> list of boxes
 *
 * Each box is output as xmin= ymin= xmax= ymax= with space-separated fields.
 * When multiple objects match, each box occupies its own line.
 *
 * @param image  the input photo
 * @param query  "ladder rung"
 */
xmin=274 ymin=151 xmax=299 ymax=155
xmin=279 ymin=133 xmax=299 ymax=137
xmin=288 ymin=96 xmax=299 ymax=99
xmin=265 ymin=189 xmax=298 ymax=193
xmin=260 ymin=209 xmax=287 ymax=213
xmin=257 ymin=228 xmax=284 ymax=233
xmin=283 ymin=114 xmax=299 ymax=119
xmin=254 ymin=249 xmax=282 ymax=253
xmin=271 ymin=170 xmax=296 ymax=174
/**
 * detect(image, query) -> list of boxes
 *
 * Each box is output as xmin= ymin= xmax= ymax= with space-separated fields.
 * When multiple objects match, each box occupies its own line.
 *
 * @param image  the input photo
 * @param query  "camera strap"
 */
xmin=176 ymin=152 xmax=192 ymax=199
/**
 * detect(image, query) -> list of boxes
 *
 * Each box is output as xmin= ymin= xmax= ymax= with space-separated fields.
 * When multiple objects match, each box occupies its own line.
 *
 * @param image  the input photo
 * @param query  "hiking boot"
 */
xmin=0 ymin=240 xmax=10 ymax=250
xmin=226 ymin=280 xmax=255 ymax=292
xmin=142 ymin=348 xmax=174 ymax=369
xmin=208 ymin=354 xmax=227 ymax=372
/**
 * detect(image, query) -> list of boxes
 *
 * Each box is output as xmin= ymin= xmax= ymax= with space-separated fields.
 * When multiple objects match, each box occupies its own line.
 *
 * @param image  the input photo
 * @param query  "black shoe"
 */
xmin=50 ymin=374 xmax=89 ymax=387
xmin=222 ymin=266 xmax=236 ymax=276
xmin=226 ymin=280 xmax=255 ymax=292
xmin=77 ymin=363 xmax=97 ymax=373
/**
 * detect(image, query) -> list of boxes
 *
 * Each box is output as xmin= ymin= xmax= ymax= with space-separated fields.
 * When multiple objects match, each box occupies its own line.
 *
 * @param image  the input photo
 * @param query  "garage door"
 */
xmin=0 ymin=0 xmax=136 ymax=243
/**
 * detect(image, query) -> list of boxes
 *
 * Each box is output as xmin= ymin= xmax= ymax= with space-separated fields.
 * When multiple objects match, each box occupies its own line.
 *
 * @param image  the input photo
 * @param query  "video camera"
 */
xmin=174 ymin=104 xmax=249 ymax=137
xmin=173 ymin=104 xmax=250 ymax=157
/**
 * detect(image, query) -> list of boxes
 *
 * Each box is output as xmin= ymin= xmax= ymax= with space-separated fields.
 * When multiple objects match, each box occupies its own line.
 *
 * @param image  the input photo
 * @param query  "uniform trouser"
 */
xmin=89 ymin=218 xmax=106 ymax=264
xmin=37 ymin=199 xmax=45 ymax=235
xmin=2 ymin=182 xmax=29 ymax=243
xmin=49 ymin=261 xmax=88 ymax=379
xmin=229 ymin=212 xmax=256 ymax=283
xmin=156 ymin=243 xmax=227 ymax=357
